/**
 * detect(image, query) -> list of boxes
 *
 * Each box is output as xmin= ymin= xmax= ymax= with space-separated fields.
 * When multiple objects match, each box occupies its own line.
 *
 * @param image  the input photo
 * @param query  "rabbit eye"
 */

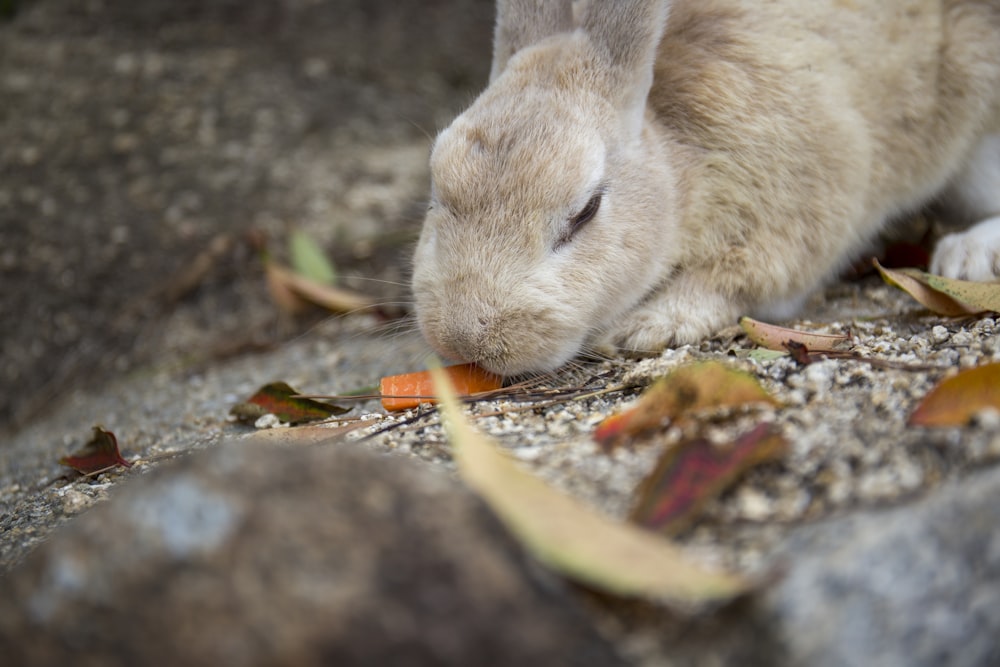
xmin=568 ymin=192 xmax=602 ymax=236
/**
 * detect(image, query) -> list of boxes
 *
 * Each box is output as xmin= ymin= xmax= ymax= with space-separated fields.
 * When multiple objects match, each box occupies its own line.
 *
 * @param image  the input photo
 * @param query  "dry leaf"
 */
xmin=266 ymin=262 xmax=373 ymax=314
xmin=910 ymin=363 xmax=1000 ymax=427
xmin=241 ymin=421 xmax=369 ymax=444
xmin=431 ymin=366 xmax=751 ymax=607
xmin=739 ymin=316 xmax=850 ymax=352
xmin=915 ymin=272 xmax=1000 ymax=313
xmin=594 ymin=361 xmax=778 ymax=450
xmin=230 ymin=382 xmax=350 ymax=425
xmin=874 ymin=260 xmax=985 ymax=316
xmin=631 ymin=423 xmax=788 ymax=534
xmin=59 ymin=426 xmax=132 ymax=474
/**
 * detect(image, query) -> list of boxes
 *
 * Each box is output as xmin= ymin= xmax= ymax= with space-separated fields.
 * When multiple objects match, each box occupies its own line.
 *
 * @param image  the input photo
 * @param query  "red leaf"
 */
xmin=59 ymin=426 xmax=132 ymax=474
xmin=230 ymin=382 xmax=350 ymax=425
xmin=630 ymin=423 xmax=787 ymax=534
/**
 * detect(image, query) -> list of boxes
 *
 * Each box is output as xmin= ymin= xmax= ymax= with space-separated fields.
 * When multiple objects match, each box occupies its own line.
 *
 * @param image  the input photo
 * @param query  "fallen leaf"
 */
xmin=266 ymin=262 xmax=373 ymax=314
xmin=739 ymin=316 xmax=850 ymax=352
xmin=916 ymin=271 xmax=1000 ymax=313
xmin=783 ymin=340 xmax=814 ymax=366
xmin=431 ymin=366 xmax=751 ymax=606
xmin=909 ymin=363 xmax=1000 ymax=427
xmin=230 ymin=382 xmax=350 ymax=425
xmin=630 ymin=423 xmax=788 ymax=534
xmin=59 ymin=426 xmax=132 ymax=474
xmin=240 ymin=421 xmax=369 ymax=444
xmin=265 ymin=261 xmax=313 ymax=315
xmin=289 ymin=229 xmax=337 ymax=285
xmin=380 ymin=363 xmax=503 ymax=412
xmin=874 ymin=260 xmax=985 ymax=316
xmin=594 ymin=361 xmax=778 ymax=450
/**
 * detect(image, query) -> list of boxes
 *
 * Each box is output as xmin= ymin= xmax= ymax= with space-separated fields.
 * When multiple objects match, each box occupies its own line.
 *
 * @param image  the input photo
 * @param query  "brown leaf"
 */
xmin=432 ymin=366 xmax=751 ymax=607
xmin=874 ymin=260 xmax=984 ymax=316
xmin=630 ymin=423 xmax=788 ymax=534
xmin=739 ymin=316 xmax=850 ymax=353
xmin=910 ymin=363 xmax=1000 ymax=427
xmin=266 ymin=262 xmax=373 ymax=314
xmin=230 ymin=382 xmax=350 ymax=425
xmin=594 ymin=361 xmax=778 ymax=450
xmin=241 ymin=421 xmax=369 ymax=444
xmin=59 ymin=426 xmax=132 ymax=474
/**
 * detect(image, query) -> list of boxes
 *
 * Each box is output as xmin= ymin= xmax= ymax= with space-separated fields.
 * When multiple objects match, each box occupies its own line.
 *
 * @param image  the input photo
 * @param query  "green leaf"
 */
xmin=230 ymin=382 xmax=350 ymax=425
xmin=289 ymin=230 xmax=337 ymax=285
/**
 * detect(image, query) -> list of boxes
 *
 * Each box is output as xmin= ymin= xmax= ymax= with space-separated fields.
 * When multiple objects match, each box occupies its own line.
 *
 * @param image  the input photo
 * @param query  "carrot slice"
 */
xmin=380 ymin=363 xmax=503 ymax=412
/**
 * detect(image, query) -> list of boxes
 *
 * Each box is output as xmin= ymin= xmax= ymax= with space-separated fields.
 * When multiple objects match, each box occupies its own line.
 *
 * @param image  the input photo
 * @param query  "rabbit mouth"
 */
xmin=419 ymin=306 xmax=584 ymax=376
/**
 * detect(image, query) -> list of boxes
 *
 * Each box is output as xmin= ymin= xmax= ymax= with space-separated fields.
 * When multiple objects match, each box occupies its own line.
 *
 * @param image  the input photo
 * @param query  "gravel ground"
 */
xmin=5 ymin=277 xmax=996 ymax=578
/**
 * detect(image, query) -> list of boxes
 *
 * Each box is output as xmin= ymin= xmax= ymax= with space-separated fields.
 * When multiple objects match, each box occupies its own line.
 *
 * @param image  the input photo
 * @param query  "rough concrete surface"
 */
xmin=2 ymin=2 xmax=1000 ymax=666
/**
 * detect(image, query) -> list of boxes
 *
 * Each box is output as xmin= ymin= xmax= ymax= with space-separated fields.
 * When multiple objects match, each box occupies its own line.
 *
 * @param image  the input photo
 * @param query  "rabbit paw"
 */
xmin=931 ymin=216 xmax=1000 ymax=282
xmin=599 ymin=285 xmax=739 ymax=357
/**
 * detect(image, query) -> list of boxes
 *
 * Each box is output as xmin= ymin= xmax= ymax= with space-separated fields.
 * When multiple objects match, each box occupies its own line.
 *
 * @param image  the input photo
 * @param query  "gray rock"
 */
xmin=0 ymin=438 xmax=624 ymax=666
xmin=766 ymin=464 xmax=1000 ymax=667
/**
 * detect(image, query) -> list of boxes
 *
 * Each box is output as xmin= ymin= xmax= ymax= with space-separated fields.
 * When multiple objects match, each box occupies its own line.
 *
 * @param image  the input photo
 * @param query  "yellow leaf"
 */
xmin=594 ymin=361 xmax=779 ymax=450
xmin=431 ymin=366 xmax=751 ymax=607
xmin=910 ymin=363 xmax=1000 ymax=427
xmin=874 ymin=260 xmax=985 ymax=316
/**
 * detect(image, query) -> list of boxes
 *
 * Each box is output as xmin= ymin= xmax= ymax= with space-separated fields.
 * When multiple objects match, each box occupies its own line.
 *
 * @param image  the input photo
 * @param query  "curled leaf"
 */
xmin=59 ymin=426 xmax=132 ymax=474
xmin=630 ymin=423 xmax=788 ymax=534
xmin=431 ymin=366 xmax=751 ymax=607
xmin=874 ymin=260 xmax=985 ymax=316
xmin=910 ymin=363 xmax=1000 ymax=427
xmin=266 ymin=262 xmax=373 ymax=314
xmin=739 ymin=316 xmax=849 ymax=353
xmin=231 ymin=382 xmax=350 ymax=425
xmin=594 ymin=361 xmax=778 ymax=450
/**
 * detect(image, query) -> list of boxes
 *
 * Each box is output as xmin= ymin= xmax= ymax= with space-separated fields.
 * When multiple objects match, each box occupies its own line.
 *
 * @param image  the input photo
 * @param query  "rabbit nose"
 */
xmin=435 ymin=313 xmax=511 ymax=369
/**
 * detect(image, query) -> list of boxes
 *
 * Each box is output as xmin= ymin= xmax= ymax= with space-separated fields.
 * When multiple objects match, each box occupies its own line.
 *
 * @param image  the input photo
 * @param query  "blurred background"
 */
xmin=0 ymin=0 xmax=495 ymax=434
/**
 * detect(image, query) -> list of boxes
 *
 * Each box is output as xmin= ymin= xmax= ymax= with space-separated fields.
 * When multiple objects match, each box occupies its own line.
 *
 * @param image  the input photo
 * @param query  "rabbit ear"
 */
xmin=577 ymin=0 xmax=672 ymax=139
xmin=491 ymin=0 xmax=575 ymax=81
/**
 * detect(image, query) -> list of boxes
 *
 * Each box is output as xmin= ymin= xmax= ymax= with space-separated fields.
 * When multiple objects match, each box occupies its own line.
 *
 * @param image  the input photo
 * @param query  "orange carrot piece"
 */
xmin=380 ymin=363 xmax=503 ymax=412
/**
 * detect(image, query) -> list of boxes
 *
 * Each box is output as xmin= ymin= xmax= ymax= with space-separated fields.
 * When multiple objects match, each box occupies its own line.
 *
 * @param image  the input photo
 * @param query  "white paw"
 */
xmin=931 ymin=216 xmax=1000 ymax=282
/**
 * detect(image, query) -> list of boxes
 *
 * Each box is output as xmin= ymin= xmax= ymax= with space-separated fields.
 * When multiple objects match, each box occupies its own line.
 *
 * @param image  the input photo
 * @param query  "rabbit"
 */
xmin=411 ymin=0 xmax=1000 ymax=376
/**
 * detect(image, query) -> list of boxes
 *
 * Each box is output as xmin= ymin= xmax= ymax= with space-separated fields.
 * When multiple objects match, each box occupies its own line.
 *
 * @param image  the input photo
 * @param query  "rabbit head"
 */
xmin=412 ymin=0 xmax=678 ymax=375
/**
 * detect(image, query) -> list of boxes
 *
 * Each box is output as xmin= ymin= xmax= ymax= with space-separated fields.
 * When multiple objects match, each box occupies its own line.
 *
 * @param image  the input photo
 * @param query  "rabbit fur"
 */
xmin=412 ymin=0 xmax=1000 ymax=375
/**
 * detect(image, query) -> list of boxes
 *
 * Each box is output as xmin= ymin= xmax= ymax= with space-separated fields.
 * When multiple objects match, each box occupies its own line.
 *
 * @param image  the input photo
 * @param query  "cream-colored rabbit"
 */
xmin=412 ymin=0 xmax=1000 ymax=375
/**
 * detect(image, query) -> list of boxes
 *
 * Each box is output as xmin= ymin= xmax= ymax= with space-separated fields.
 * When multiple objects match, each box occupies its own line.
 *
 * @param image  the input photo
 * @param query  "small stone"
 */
xmin=930 ymin=326 xmax=950 ymax=344
xmin=253 ymin=414 xmax=284 ymax=429
xmin=736 ymin=487 xmax=773 ymax=521
xmin=972 ymin=407 xmax=1000 ymax=430
xmin=950 ymin=331 xmax=974 ymax=346
xmin=60 ymin=490 xmax=93 ymax=515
